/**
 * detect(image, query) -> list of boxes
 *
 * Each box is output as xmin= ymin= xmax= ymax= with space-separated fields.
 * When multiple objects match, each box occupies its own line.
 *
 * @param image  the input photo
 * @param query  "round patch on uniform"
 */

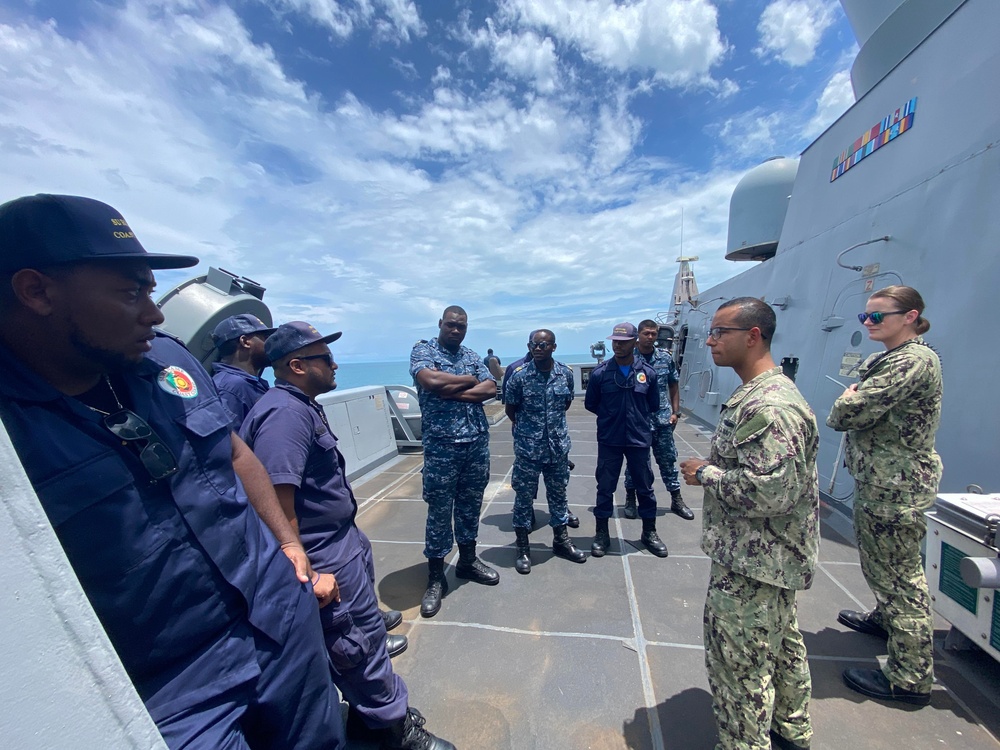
xmin=636 ymin=372 xmax=647 ymax=384
xmin=158 ymin=366 xmax=198 ymax=398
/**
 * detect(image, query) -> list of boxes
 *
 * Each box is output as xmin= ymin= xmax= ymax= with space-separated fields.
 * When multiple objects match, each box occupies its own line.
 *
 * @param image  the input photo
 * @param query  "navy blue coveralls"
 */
xmin=240 ymin=381 xmax=408 ymax=729
xmin=0 ymin=336 xmax=344 ymax=749
xmin=584 ymin=358 xmax=660 ymax=519
xmin=211 ymin=361 xmax=269 ymax=432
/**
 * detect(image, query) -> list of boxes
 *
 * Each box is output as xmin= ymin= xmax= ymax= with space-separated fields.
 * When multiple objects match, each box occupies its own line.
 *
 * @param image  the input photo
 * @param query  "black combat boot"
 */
xmin=420 ymin=558 xmax=448 ymax=618
xmin=591 ymin=517 xmax=611 ymax=557
xmin=383 ymin=707 xmax=456 ymax=750
xmin=670 ymin=490 xmax=695 ymax=520
xmin=514 ymin=527 xmax=531 ymax=575
xmin=552 ymin=524 xmax=587 ymax=563
xmin=566 ymin=511 xmax=580 ymax=528
xmin=381 ymin=608 xmax=403 ymax=631
xmin=640 ymin=518 xmax=668 ymax=558
xmin=623 ymin=489 xmax=638 ymax=519
xmin=455 ymin=542 xmax=500 ymax=585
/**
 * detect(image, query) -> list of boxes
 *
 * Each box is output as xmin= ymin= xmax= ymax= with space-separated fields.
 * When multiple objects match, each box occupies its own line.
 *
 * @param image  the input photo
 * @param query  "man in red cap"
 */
xmin=584 ymin=321 xmax=668 ymax=558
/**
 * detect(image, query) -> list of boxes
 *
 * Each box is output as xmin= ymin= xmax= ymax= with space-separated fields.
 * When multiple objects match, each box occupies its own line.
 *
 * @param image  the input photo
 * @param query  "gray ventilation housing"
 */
xmin=843 ymin=0 xmax=966 ymax=98
xmin=156 ymin=267 xmax=272 ymax=366
xmin=726 ymin=156 xmax=798 ymax=262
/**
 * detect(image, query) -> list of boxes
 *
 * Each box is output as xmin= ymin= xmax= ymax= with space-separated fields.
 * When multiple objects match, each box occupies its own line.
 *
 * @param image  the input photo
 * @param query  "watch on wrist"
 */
xmin=695 ymin=465 xmax=706 ymax=483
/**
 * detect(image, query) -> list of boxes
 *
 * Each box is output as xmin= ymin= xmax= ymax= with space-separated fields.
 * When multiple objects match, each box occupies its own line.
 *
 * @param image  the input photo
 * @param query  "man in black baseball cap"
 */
xmin=243 ymin=321 xmax=455 ymax=749
xmin=0 ymin=195 xmax=346 ymax=748
xmin=211 ymin=314 xmax=277 ymax=431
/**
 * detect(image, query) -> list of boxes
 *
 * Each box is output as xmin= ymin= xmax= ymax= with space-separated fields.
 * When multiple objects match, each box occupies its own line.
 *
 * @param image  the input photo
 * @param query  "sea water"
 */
xmin=332 ymin=354 xmax=594 ymax=390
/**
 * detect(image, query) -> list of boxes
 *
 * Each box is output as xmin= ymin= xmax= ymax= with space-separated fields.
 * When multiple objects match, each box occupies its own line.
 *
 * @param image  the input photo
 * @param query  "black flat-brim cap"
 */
xmin=265 ymin=321 xmax=343 ymax=363
xmin=0 ymin=194 xmax=199 ymax=272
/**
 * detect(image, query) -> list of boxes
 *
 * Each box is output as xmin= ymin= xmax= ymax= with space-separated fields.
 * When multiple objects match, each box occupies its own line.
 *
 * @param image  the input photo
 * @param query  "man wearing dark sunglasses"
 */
xmin=241 ymin=322 xmax=453 ymax=750
xmin=210 ymin=313 xmax=276 ymax=431
xmin=504 ymin=329 xmax=587 ymax=573
xmin=0 ymin=195 xmax=345 ymax=748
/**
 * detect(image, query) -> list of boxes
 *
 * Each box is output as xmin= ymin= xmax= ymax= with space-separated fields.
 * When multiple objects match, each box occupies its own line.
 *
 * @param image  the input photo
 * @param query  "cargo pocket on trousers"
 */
xmin=319 ymin=605 xmax=373 ymax=674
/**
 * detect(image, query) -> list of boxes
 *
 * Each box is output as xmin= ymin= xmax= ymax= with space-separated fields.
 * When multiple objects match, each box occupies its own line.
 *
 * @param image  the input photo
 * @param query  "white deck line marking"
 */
xmin=817 ymin=561 xmax=868 ymax=609
xmin=355 ymin=463 xmax=424 ymax=513
xmin=615 ymin=513 xmax=666 ymax=750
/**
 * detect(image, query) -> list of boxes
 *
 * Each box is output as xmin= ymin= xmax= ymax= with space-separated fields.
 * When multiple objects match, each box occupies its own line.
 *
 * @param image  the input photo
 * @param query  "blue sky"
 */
xmin=0 ymin=0 xmax=858 ymax=362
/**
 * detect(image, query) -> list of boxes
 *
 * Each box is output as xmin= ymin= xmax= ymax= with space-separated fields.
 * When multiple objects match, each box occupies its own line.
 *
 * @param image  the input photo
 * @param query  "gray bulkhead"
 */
xmin=675 ymin=0 xmax=1000 ymax=510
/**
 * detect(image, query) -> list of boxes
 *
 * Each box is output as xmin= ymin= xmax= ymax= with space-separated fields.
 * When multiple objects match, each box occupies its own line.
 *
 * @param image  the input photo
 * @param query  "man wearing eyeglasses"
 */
xmin=504 ymin=329 xmax=587 ymax=574
xmin=210 ymin=313 xmax=276 ymax=431
xmin=584 ymin=322 xmax=668 ymax=558
xmin=622 ymin=319 xmax=692 ymax=522
xmin=679 ymin=298 xmax=818 ymax=750
xmin=0 ymin=195 xmax=345 ymax=748
xmin=503 ymin=332 xmax=580 ymax=530
xmin=240 ymin=322 xmax=454 ymax=750
xmin=410 ymin=306 xmax=499 ymax=618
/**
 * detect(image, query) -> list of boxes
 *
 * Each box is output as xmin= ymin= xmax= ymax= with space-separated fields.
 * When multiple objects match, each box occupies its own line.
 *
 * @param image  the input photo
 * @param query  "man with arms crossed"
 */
xmin=410 ymin=306 xmax=499 ymax=618
xmin=680 ymin=298 xmax=818 ymax=750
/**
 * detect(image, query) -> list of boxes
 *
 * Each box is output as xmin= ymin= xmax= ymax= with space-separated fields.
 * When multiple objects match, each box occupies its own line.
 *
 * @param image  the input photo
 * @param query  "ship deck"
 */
xmin=350 ymin=401 xmax=1000 ymax=750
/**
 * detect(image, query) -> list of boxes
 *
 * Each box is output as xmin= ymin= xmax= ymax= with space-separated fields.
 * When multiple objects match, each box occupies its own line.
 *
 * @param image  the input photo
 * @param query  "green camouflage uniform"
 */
xmin=827 ymin=337 xmax=942 ymax=692
xmin=700 ymin=367 xmax=819 ymax=750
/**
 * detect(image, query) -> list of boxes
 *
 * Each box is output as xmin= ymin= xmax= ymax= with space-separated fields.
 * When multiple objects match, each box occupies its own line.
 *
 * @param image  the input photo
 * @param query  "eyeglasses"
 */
xmin=858 ymin=311 xmax=908 ymax=324
xmin=296 ymin=353 xmax=335 ymax=367
xmin=707 ymin=327 xmax=752 ymax=340
xmin=103 ymin=409 xmax=179 ymax=481
xmin=528 ymin=341 xmax=554 ymax=350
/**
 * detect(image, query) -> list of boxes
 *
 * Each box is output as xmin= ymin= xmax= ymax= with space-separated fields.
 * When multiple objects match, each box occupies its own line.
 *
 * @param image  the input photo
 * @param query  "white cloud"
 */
xmin=263 ymin=0 xmax=425 ymax=42
xmin=803 ymin=69 xmax=855 ymax=139
xmin=0 ymin=0 xmax=858 ymax=359
xmin=756 ymin=0 xmax=838 ymax=66
xmin=499 ymin=0 xmax=728 ymax=89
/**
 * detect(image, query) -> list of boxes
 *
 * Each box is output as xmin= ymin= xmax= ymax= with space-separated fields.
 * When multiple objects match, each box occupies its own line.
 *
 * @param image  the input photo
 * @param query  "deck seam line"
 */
xmin=615 ymin=513 xmax=666 ymax=750
xmin=817 ymin=561 xmax=868 ymax=609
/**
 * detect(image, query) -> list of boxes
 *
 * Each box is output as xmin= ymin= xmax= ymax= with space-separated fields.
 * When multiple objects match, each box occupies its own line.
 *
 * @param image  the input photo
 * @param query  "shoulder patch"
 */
xmin=158 ymin=366 xmax=199 ymax=399
xmin=733 ymin=409 xmax=774 ymax=445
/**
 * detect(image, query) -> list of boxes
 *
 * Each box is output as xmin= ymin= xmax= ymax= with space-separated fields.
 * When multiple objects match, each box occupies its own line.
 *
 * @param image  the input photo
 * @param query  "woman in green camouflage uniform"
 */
xmin=827 ymin=285 xmax=942 ymax=706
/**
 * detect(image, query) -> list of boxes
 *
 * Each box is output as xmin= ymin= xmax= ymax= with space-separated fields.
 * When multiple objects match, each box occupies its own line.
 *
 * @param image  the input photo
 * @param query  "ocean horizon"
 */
xmin=332 ymin=353 xmax=597 ymax=391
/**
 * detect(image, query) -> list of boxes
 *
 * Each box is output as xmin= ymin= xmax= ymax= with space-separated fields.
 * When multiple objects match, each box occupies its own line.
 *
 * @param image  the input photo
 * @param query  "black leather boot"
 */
xmin=670 ymin=490 xmax=695 ymax=520
xmin=591 ymin=517 xmax=611 ymax=557
xmin=455 ymin=542 xmax=500 ymax=585
xmin=640 ymin=518 xmax=668 ymax=557
xmin=386 ymin=634 xmax=407 ymax=658
xmin=514 ymin=527 xmax=531 ymax=574
xmin=623 ymin=489 xmax=638 ymax=519
xmin=420 ymin=558 xmax=448 ymax=618
xmin=566 ymin=511 xmax=580 ymax=528
xmin=381 ymin=608 xmax=403 ymax=631
xmin=383 ymin=707 xmax=456 ymax=750
xmin=552 ymin=524 xmax=586 ymax=563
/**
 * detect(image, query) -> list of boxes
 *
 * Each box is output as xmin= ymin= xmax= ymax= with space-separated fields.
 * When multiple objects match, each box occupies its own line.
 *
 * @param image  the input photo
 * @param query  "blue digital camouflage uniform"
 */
xmin=827 ymin=337 xmax=942 ymax=692
xmin=505 ymin=359 xmax=575 ymax=529
xmin=410 ymin=337 xmax=494 ymax=559
xmin=624 ymin=347 xmax=681 ymax=495
xmin=699 ymin=367 xmax=819 ymax=750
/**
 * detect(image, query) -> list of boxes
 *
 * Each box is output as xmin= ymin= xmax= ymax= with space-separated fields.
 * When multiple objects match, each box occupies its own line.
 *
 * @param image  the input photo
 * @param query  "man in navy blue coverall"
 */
xmin=584 ymin=322 xmax=669 ymax=559
xmin=241 ymin=322 xmax=453 ymax=750
xmin=0 ymin=194 xmax=344 ymax=749
xmin=211 ymin=313 xmax=276 ymax=431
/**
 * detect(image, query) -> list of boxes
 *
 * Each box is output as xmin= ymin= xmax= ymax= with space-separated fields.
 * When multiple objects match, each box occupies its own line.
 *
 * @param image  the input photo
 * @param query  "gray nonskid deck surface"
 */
xmin=351 ymin=402 xmax=1000 ymax=750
